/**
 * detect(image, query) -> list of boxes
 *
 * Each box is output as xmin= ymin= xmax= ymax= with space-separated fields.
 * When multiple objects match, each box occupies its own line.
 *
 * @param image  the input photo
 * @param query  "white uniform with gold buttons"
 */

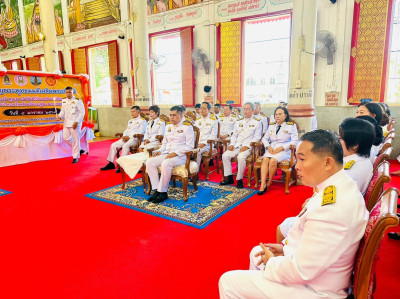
xmin=254 ymin=113 xmax=269 ymax=134
xmin=222 ymin=116 xmax=262 ymax=180
xmin=219 ymin=169 xmax=369 ymax=299
xmin=146 ymin=119 xmax=194 ymax=193
xmin=116 ymin=118 xmax=165 ymax=179
xmin=262 ymin=122 xmax=298 ymax=162
xmin=58 ymin=96 xmax=85 ymax=159
xmin=219 ymin=113 xmax=237 ymax=138
xmin=195 ymin=114 xmax=218 ymax=167
xmin=107 ymin=116 xmax=147 ymax=162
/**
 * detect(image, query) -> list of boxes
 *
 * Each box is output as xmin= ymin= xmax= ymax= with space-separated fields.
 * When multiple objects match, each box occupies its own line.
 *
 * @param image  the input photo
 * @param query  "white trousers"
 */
xmin=107 ymin=138 xmax=137 ymax=163
xmin=196 ymin=146 xmax=210 ymax=167
xmin=222 ymin=148 xmax=251 ymax=180
xmin=63 ymin=124 xmax=81 ymax=159
xmin=145 ymin=154 xmax=186 ymax=192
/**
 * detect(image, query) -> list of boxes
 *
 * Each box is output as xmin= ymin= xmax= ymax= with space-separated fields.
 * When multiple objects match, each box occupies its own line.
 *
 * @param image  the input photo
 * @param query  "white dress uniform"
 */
xmin=215 ymin=112 xmax=223 ymax=120
xmin=343 ymin=153 xmax=373 ymax=195
xmin=219 ymin=169 xmax=369 ymax=299
xmin=219 ymin=113 xmax=237 ymax=138
xmin=145 ymin=119 xmax=194 ymax=193
xmin=58 ymin=96 xmax=85 ymax=159
xmin=194 ymin=114 xmax=218 ymax=167
xmin=254 ymin=113 xmax=269 ymax=134
xmin=262 ymin=121 xmax=298 ymax=162
xmin=117 ymin=118 xmax=166 ymax=179
xmin=222 ymin=116 xmax=262 ymax=180
xmin=107 ymin=116 xmax=147 ymax=163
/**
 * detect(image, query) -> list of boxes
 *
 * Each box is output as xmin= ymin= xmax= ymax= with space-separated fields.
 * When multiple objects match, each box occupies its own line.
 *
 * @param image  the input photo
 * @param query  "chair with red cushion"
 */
xmin=349 ymin=187 xmax=399 ymax=298
xmin=364 ymin=161 xmax=391 ymax=212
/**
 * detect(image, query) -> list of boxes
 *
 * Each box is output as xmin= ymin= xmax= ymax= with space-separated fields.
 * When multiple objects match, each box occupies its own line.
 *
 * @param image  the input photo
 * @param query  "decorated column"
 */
xmin=38 ymin=0 xmax=59 ymax=72
xmin=287 ymin=0 xmax=317 ymax=133
xmin=130 ymin=0 xmax=152 ymax=107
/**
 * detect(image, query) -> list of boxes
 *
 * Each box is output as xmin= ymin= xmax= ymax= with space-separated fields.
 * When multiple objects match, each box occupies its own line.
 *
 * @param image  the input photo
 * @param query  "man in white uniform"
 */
xmin=100 ymin=106 xmax=147 ymax=172
xmin=220 ymin=102 xmax=262 ymax=188
xmin=146 ymin=106 xmax=194 ymax=203
xmin=214 ymin=104 xmax=223 ymax=120
xmin=116 ymin=105 xmax=165 ymax=178
xmin=254 ymin=102 xmax=269 ymax=134
xmin=219 ymin=130 xmax=369 ymax=299
xmin=194 ymin=103 xmax=201 ymax=119
xmin=195 ymin=102 xmax=218 ymax=167
xmin=57 ymin=86 xmax=85 ymax=163
xmin=219 ymin=105 xmax=237 ymax=141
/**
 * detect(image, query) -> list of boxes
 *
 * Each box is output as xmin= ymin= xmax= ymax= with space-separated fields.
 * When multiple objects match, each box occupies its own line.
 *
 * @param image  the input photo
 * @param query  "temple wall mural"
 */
xmin=147 ymin=0 xmax=203 ymax=15
xmin=0 ymin=0 xmax=22 ymax=50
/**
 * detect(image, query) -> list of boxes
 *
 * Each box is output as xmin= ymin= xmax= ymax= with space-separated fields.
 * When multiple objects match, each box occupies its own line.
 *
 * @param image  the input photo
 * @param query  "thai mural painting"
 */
xmin=68 ymin=0 xmax=121 ymax=32
xmin=147 ymin=0 xmax=203 ymax=15
xmin=0 ymin=0 xmax=22 ymax=50
xmin=23 ymin=0 xmax=64 ymax=45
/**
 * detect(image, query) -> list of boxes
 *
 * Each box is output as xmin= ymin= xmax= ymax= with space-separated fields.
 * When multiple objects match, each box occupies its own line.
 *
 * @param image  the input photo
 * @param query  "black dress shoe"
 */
xmin=72 ymin=158 xmax=79 ymax=164
xmin=152 ymin=192 xmax=168 ymax=204
xmin=116 ymin=168 xmax=121 ymax=173
xmin=388 ymin=232 xmax=400 ymax=240
xmin=80 ymin=149 xmax=87 ymax=156
xmin=220 ymin=175 xmax=234 ymax=185
xmin=209 ymin=159 xmax=214 ymax=166
xmin=100 ymin=162 xmax=115 ymax=171
xmin=148 ymin=191 xmax=159 ymax=202
xmin=257 ymin=186 xmax=268 ymax=196
xmin=236 ymin=179 xmax=243 ymax=189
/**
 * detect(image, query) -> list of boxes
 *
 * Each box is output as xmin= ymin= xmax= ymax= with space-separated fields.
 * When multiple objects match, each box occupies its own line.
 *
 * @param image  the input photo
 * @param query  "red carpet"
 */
xmin=0 ymin=139 xmax=399 ymax=298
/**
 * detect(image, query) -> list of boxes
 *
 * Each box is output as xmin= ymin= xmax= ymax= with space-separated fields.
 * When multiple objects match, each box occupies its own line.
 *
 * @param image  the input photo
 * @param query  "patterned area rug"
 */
xmin=0 ymin=189 xmax=11 ymax=196
xmin=86 ymin=179 xmax=256 ymax=229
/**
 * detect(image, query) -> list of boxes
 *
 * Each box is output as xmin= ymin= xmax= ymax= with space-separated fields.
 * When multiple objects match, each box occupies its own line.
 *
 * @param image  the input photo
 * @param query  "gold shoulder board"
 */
xmin=183 ymin=120 xmax=191 ymax=126
xmin=344 ymin=160 xmax=355 ymax=170
xmin=321 ymin=185 xmax=336 ymax=206
xmin=286 ymin=121 xmax=294 ymax=125
xmin=269 ymin=122 xmax=276 ymax=125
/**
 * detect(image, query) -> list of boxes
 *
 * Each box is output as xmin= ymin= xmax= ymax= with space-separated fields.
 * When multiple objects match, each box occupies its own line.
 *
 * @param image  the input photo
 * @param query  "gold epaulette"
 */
xmin=210 ymin=115 xmax=216 ymax=120
xmin=344 ymin=160 xmax=355 ymax=170
xmin=286 ymin=121 xmax=294 ymax=125
xmin=140 ymin=117 xmax=146 ymax=120
xmin=196 ymin=117 xmax=201 ymax=120
xmin=232 ymin=114 xmax=237 ymax=118
xmin=166 ymin=121 xmax=171 ymax=125
xmin=254 ymin=117 xmax=261 ymax=121
xmin=260 ymin=112 xmax=266 ymax=117
xmin=321 ymin=185 xmax=336 ymax=206
xmin=183 ymin=120 xmax=191 ymax=126
xmin=269 ymin=122 xmax=276 ymax=125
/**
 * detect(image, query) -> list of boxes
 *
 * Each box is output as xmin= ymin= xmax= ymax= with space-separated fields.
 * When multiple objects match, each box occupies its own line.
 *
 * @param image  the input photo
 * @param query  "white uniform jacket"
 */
xmin=215 ymin=112 xmax=223 ymax=120
xmin=142 ymin=117 xmax=166 ymax=148
xmin=229 ymin=116 xmax=262 ymax=149
xmin=253 ymin=170 xmax=369 ymax=298
xmin=157 ymin=119 xmax=194 ymax=157
xmin=58 ymin=97 xmax=85 ymax=127
xmin=343 ymin=153 xmax=373 ymax=195
xmin=262 ymin=121 xmax=298 ymax=151
xmin=195 ymin=114 xmax=218 ymax=145
xmin=123 ymin=116 xmax=147 ymax=139
xmin=254 ymin=113 xmax=269 ymax=134
xmin=219 ymin=114 xmax=237 ymax=137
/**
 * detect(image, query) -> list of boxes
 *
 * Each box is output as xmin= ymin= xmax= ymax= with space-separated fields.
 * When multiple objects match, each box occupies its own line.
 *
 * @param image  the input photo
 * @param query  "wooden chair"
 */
xmin=364 ymin=161 xmax=391 ymax=212
xmin=221 ymin=139 xmax=258 ymax=187
xmin=143 ymin=126 xmax=201 ymax=202
xmin=378 ymin=138 xmax=393 ymax=156
xmin=349 ymin=187 xmax=399 ymax=299
xmin=253 ymin=144 xmax=297 ymax=194
xmin=200 ymin=123 xmax=221 ymax=180
xmin=186 ymin=111 xmax=196 ymax=124
xmin=383 ymin=131 xmax=395 ymax=143
xmin=373 ymin=146 xmax=392 ymax=174
xmin=387 ymin=118 xmax=395 ymax=131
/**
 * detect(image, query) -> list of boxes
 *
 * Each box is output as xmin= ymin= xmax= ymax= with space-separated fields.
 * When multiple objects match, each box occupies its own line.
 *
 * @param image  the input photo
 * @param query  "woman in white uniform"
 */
xmin=257 ymin=107 xmax=298 ymax=195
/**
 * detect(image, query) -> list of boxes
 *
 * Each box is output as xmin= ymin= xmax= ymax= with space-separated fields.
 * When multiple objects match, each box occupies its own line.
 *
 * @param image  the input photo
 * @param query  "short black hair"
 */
xmin=254 ymin=102 xmax=261 ymax=107
xmin=379 ymin=103 xmax=390 ymax=126
xmin=356 ymin=115 xmax=384 ymax=146
xmin=65 ymin=86 xmax=73 ymax=91
xmin=131 ymin=105 xmax=141 ymax=111
xmin=358 ymin=102 xmax=383 ymax=124
xmin=179 ymin=105 xmax=186 ymax=112
xmin=149 ymin=105 xmax=160 ymax=116
xmin=195 ymin=103 xmax=201 ymax=109
xmin=202 ymin=102 xmax=212 ymax=110
xmin=274 ymin=107 xmax=290 ymax=122
xmin=214 ymin=104 xmax=221 ymax=108
xmin=339 ymin=118 xmax=375 ymax=158
xmin=300 ymin=130 xmax=343 ymax=165
xmin=171 ymin=105 xmax=183 ymax=114
xmin=225 ymin=104 xmax=233 ymax=110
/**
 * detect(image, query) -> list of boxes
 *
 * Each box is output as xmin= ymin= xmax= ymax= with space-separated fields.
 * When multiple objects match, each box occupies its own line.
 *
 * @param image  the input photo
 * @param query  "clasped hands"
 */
xmin=153 ymin=151 xmax=177 ymax=159
xmin=228 ymin=145 xmax=249 ymax=152
xmin=267 ymin=146 xmax=284 ymax=155
xmin=255 ymin=243 xmax=284 ymax=266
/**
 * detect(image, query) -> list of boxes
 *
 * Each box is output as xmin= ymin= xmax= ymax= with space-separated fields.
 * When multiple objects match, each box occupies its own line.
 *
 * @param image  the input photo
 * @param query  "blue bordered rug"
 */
xmin=0 ymin=189 xmax=11 ymax=196
xmin=86 ymin=179 xmax=256 ymax=229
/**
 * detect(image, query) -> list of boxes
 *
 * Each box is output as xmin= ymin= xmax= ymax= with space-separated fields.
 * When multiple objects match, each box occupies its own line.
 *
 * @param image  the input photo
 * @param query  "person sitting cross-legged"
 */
xmin=219 ymin=130 xmax=369 ymax=299
xmin=116 ymin=105 xmax=165 ymax=178
xmin=145 ymin=105 xmax=194 ymax=204
xmin=100 ymin=105 xmax=147 ymax=172
xmin=195 ymin=102 xmax=218 ymax=168
xmin=220 ymin=102 xmax=262 ymax=189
